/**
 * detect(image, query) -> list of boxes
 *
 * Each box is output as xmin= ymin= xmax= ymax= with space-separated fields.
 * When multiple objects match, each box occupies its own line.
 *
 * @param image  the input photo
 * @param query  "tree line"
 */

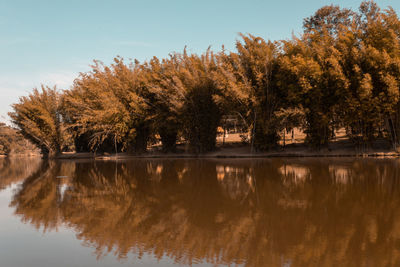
xmin=8 ymin=1 xmax=400 ymax=156
xmin=0 ymin=123 xmax=39 ymax=155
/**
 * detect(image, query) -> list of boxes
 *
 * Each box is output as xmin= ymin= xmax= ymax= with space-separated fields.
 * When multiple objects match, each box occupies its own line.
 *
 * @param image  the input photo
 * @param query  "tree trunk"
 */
xmin=160 ymin=130 xmax=177 ymax=153
xmin=251 ymin=112 xmax=257 ymax=153
xmin=46 ymin=148 xmax=61 ymax=159
xmin=291 ymin=129 xmax=295 ymax=143
xmin=223 ymin=126 xmax=226 ymax=146
xmin=114 ymin=135 xmax=118 ymax=158
xmin=127 ymin=125 xmax=149 ymax=154
xmin=283 ymin=128 xmax=286 ymax=148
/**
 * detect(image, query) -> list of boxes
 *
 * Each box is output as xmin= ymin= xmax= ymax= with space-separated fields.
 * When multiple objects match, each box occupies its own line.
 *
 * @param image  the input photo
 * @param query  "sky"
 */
xmin=1 ymin=0 xmax=400 ymax=124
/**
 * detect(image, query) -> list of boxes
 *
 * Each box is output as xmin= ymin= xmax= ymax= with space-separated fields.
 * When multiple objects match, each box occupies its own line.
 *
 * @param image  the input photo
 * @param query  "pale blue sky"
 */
xmin=1 ymin=0 xmax=400 ymax=123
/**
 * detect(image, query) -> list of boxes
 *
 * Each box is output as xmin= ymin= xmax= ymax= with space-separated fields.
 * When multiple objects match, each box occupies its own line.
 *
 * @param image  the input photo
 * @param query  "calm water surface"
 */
xmin=1 ymin=157 xmax=400 ymax=266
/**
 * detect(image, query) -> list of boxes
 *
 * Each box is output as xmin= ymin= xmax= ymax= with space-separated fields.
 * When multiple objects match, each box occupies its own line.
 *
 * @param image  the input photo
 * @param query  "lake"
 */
xmin=1 ymin=157 xmax=400 ymax=266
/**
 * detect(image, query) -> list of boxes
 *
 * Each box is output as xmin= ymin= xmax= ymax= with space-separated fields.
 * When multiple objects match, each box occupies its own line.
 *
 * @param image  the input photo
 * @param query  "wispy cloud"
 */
xmin=39 ymin=71 xmax=77 ymax=89
xmin=0 ymin=70 xmax=79 ymax=123
xmin=0 ymin=70 xmax=77 ymax=91
xmin=0 ymin=35 xmax=43 ymax=46
xmin=113 ymin=40 xmax=156 ymax=48
xmin=0 ymin=37 xmax=32 ymax=46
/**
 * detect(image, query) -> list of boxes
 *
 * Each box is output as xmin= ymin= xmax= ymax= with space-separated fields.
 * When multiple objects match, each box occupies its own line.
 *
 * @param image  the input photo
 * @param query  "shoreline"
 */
xmin=3 ymin=144 xmax=399 ymax=160
xmin=55 ymin=148 xmax=400 ymax=160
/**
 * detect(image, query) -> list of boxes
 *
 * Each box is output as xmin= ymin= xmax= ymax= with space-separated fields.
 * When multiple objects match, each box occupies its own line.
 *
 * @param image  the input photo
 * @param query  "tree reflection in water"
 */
xmin=7 ymin=158 xmax=400 ymax=266
xmin=0 ymin=157 xmax=42 ymax=190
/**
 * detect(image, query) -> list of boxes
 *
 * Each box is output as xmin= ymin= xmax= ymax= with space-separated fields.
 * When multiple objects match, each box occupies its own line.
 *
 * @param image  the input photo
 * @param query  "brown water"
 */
xmin=1 ymin=157 xmax=400 ymax=267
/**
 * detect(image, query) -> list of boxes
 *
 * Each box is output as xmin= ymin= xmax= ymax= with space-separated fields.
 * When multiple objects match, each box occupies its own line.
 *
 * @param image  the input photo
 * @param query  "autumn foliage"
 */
xmin=8 ymin=1 xmax=400 ymax=155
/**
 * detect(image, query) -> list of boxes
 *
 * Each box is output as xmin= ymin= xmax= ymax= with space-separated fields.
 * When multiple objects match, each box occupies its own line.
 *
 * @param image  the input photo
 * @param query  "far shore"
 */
xmin=3 ymin=136 xmax=400 ymax=160
xmin=54 ymin=142 xmax=400 ymax=160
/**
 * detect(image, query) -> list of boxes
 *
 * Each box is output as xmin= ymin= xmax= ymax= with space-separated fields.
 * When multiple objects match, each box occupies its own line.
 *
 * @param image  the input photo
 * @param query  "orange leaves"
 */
xmin=9 ymin=86 xmax=68 ymax=155
xmin=8 ymin=1 xmax=400 ymax=152
xmin=63 ymin=57 xmax=150 ymax=151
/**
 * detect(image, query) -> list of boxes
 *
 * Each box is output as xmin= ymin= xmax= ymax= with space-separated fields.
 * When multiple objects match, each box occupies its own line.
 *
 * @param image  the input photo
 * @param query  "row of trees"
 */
xmin=8 ymin=1 xmax=400 ymax=156
xmin=0 ymin=123 xmax=39 ymax=155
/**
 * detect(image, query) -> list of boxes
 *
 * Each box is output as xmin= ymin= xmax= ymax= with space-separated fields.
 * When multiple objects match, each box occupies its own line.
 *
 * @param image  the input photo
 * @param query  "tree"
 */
xmin=63 ymin=58 xmax=150 ymax=153
xmin=179 ymin=49 xmax=224 ymax=153
xmin=141 ymin=56 xmax=184 ymax=152
xmin=0 ymin=123 xmax=39 ymax=155
xmin=156 ymin=49 xmax=223 ymax=153
xmin=324 ymin=1 xmax=400 ymax=148
xmin=356 ymin=1 xmax=400 ymax=148
xmin=280 ymin=5 xmax=353 ymax=148
xmin=9 ymin=86 xmax=69 ymax=157
xmin=0 ymin=123 xmax=11 ymax=154
xmin=303 ymin=5 xmax=355 ymax=36
xmin=217 ymin=34 xmax=284 ymax=151
xmin=275 ymin=107 xmax=306 ymax=147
